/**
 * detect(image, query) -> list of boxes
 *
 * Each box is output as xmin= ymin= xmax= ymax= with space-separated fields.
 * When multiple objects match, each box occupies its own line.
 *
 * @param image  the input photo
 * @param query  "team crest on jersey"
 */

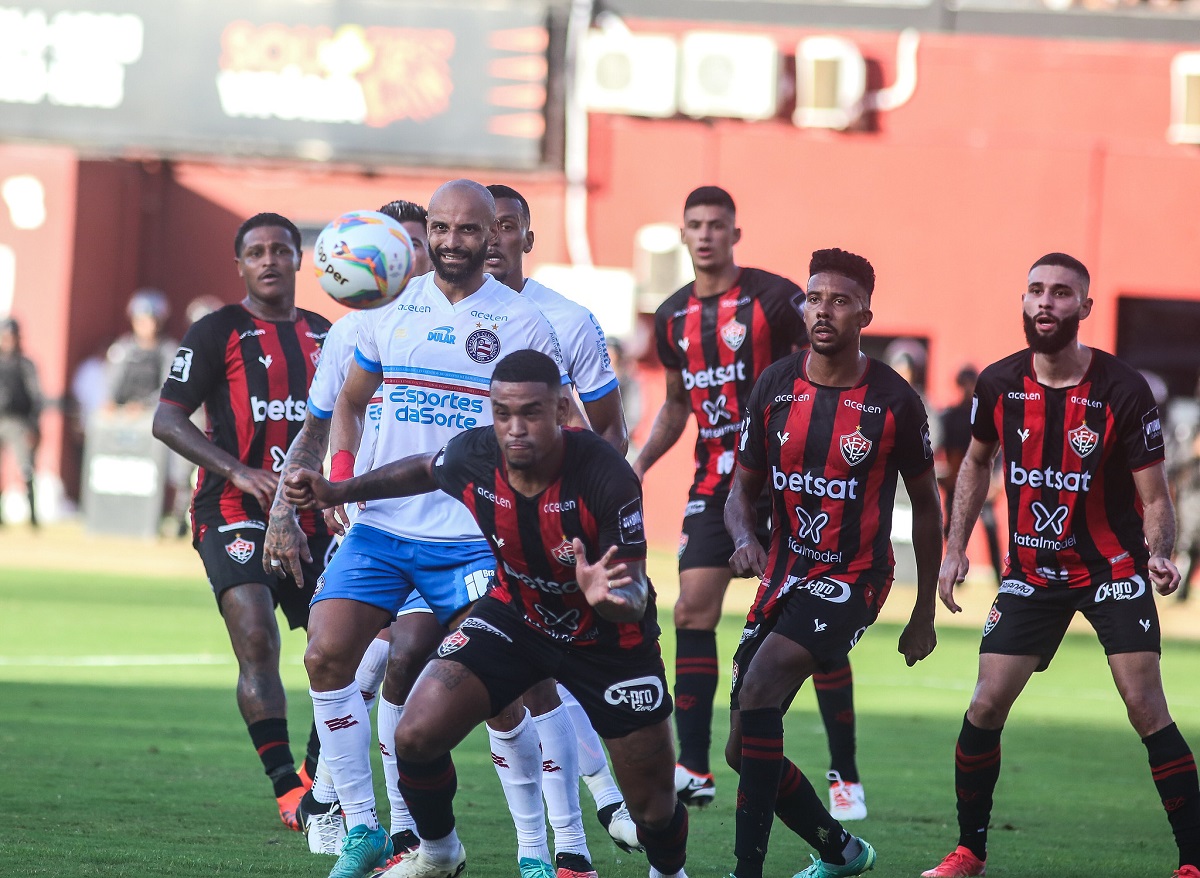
xmin=552 ymin=538 xmax=577 ymax=566
xmin=839 ymin=427 xmax=873 ymax=466
xmin=1067 ymin=422 xmax=1099 ymax=458
xmin=720 ymin=319 xmax=747 ymax=352
xmin=310 ymin=349 xmax=321 ymax=368
xmin=983 ymin=604 xmax=1002 ymax=636
xmin=225 ymin=536 xmax=255 ymax=564
xmin=466 ymin=328 xmax=501 ymax=363
xmin=437 ymin=630 xmax=470 ymax=657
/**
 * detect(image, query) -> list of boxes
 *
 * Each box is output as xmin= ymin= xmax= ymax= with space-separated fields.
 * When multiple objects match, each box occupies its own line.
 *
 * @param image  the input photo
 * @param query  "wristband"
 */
xmin=330 ymin=450 xmax=356 ymax=482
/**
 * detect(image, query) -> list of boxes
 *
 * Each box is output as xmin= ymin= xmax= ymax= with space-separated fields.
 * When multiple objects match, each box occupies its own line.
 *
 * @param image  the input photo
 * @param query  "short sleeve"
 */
xmin=307 ymin=316 xmax=356 ymax=418
xmin=894 ymin=391 xmax=935 ymax=478
xmin=970 ymin=368 xmax=1001 ymax=444
xmin=1114 ymin=373 xmax=1166 ymax=471
xmin=654 ymin=302 xmax=685 ymax=371
xmin=589 ymin=455 xmax=647 ymax=563
xmin=569 ymin=311 xmax=619 ymax=402
xmin=430 ymin=429 xmax=480 ymax=500
xmin=354 ymin=309 xmax=383 ymax=374
xmin=760 ymin=272 xmax=805 ymax=356
xmin=158 ymin=317 xmax=225 ymax=415
xmin=736 ymin=373 xmax=771 ymax=474
xmin=529 ymin=312 xmax=571 ymax=385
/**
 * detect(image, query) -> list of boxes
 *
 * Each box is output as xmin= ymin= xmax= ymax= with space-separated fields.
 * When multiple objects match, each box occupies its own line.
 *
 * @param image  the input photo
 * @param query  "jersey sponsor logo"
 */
xmin=471 ymin=310 xmax=507 ymax=322
xmin=502 ymin=559 xmax=577 ymax=595
xmin=684 ymin=499 xmax=706 ymax=516
xmin=1013 ymin=530 xmax=1076 ymax=551
xmin=778 ymin=575 xmax=850 ymax=603
xmin=169 ymin=347 xmax=194 ymax=382
xmin=843 ymin=399 xmax=882 ymax=414
xmin=459 ymin=615 xmax=510 ymax=641
xmin=552 ymin=539 xmax=576 ymax=565
xmin=427 ymin=325 xmax=457 ymax=344
xmin=681 ymin=360 xmax=746 ymax=390
xmin=720 ymin=296 xmax=752 ymax=308
xmin=310 ymin=349 xmax=321 ymax=368
xmin=774 ymin=393 xmax=811 ymax=403
xmin=1094 ymin=576 xmax=1145 ymax=603
xmin=717 ymin=449 xmax=735 ymax=475
xmin=794 ymin=507 xmax=830 ymax=542
xmin=678 ymin=336 xmax=690 ymax=351
xmin=475 ymin=485 xmax=512 ymax=509
xmin=1009 ymin=462 xmax=1092 ymax=492
xmin=217 ymin=520 xmax=266 ymax=532
xmin=999 ymin=579 xmax=1035 ymax=596
xmin=1031 ymin=501 xmax=1069 ymax=535
xmin=983 ymin=604 xmax=1002 ymax=636
xmin=786 ymin=534 xmax=842 ymax=564
xmin=543 ymin=499 xmax=578 ymax=513
xmin=464 ymin=568 xmax=494 ymax=601
xmin=396 ymin=303 xmax=432 ymax=313
xmin=225 ymin=536 xmax=255 ymax=564
xmin=251 ymin=395 xmax=307 ymax=423
xmin=1067 ymin=423 xmax=1099 ymax=458
xmin=699 ymin=421 xmax=741 ymax=441
xmin=1036 ymin=565 xmax=1070 ymax=582
xmin=772 ymin=466 xmax=860 ymax=500
xmin=390 ymin=385 xmax=484 ymax=429
xmin=270 ymin=446 xmax=287 ymax=473
xmin=839 ymin=427 xmax=873 ymax=466
xmin=618 ymin=498 xmax=646 ymax=544
xmin=437 ymin=629 xmax=470 ymax=657
xmin=603 ymin=675 xmax=664 ymax=712
xmin=239 ymin=329 xmax=265 ymax=339
xmin=739 ymin=623 xmax=760 ymax=644
xmin=1007 ymin=391 xmax=1040 ymax=400
xmin=701 ymin=393 xmax=733 ymax=426
xmin=465 ymin=328 xmax=501 ymax=363
xmin=1070 ymin=395 xmax=1103 ymax=409
xmin=720 ymin=319 xmax=747 ymax=351
xmin=306 ymin=331 xmax=328 ymax=341
xmin=1143 ymin=409 xmax=1164 ymax=452
xmin=533 ymin=602 xmax=581 ymax=631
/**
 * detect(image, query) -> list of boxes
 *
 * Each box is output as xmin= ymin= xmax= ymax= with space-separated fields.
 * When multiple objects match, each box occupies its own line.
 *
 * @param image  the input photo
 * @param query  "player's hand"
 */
xmin=263 ymin=506 xmax=312 ymax=585
xmin=729 ymin=539 xmax=767 ymax=579
xmin=323 ymin=504 xmax=354 ymax=537
xmin=230 ymin=465 xmax=279 ymax=512
xmin=898 ymin=615 xmax=937 ymax=667
xmin=573 ymin=539 xmax=647 ymax=621
xmin=1148 ymin=554 xmax=1181 ymax=596
xmin=938 ymin=551 xmax=970 ymax=614
xmin=283 ymin=469 xmax=339 ymax=510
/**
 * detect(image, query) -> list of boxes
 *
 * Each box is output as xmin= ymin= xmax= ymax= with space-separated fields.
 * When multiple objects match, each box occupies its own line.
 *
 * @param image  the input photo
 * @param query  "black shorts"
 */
xmin=980 ymin=575 xmax=1161 ymax=672
xmin=433 ymin=597 xmax=673 ymax=739
xmin=730 ymin=573 xmax=883 ymax=711
xmin=678 ymin=494 xmax=771 ymax=573
xmin=196 ymin=519 xmax=334 ymax=630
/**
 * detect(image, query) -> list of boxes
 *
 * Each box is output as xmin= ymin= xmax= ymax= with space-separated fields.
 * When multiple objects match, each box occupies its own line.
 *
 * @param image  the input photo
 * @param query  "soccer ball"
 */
xmin=312 ymin=210 xmax=416 ymax=309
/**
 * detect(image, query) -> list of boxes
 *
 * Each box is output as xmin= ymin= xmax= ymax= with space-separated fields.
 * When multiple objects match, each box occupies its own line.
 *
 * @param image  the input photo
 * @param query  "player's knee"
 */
xmin=627 ymin=790 xmax=678 ymax=831
xmin=724 ymin=736 xmax=742 ymax=773
xmin=966 ymin=697 xmax=1010 ymax=729
xmin=233 ymin=625 xmax=280 ymax=668
xmin=393 ymin=718 xmax=444 ymax=763
xmin=1123 ymin=695 xmax=1170 ymax=737
xmin=383 ymin=651 xmax=425 ymax=700
xmin=303 ymin=637 xmax=356 ymax=689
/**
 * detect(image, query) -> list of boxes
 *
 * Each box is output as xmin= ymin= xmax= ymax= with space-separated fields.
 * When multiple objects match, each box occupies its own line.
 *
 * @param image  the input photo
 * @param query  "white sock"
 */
xmin=487 ymin=710 xmax=551 ymax=863
xmin=310 ymin=681 xmax=378 ymax=830
xmin=355 ymin=636 xmax=390 ymax=713
xmin=558 ymin=684 xmax=622 ymax=810
xmin=533 ymin=703 xmax=589 ymax=860
xmin=421 ymin=828 xmax=463 ymax=861
xmin=650 ymin=870 xmax=688 ymax=878
xmin=377 ymin=698 xmax=414 ymax=834
xmin=312 ymin=754 xmax=339 ymax=805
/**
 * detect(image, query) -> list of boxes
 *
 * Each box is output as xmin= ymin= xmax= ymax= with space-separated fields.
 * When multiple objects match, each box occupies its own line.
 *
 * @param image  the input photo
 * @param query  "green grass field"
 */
xmin=3 ymin=558 xmax=1199 ymax=877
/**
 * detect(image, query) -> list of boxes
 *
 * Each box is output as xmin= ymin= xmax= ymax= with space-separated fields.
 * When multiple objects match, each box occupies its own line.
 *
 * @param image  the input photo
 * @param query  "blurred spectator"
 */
xmin=105 ymin=288 xmax=178 ymax=412
xmin=607 ymin=337 xmax=642 ymax=459
xmin=0 ymin=317 xmax=43 ymax=527
xmin=938 ymin=364 xmax=1004 ymax=586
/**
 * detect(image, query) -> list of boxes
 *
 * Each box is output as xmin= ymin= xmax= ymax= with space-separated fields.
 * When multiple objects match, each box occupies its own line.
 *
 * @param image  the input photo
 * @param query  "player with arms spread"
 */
xmin=724 ymin=248 xmax=941 ymax=878
xmin=285 ymin=349 xmax=690 ymax=878
xmin=152 ymin=212 xmax=332 ymax=830
xmin=924 ymin=253 xmax=1200 ymax=878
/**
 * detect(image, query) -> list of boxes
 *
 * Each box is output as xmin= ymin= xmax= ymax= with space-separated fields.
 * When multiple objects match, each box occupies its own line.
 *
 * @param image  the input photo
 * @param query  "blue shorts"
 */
xmin=311 ymin=524 xmax=495 ymax=626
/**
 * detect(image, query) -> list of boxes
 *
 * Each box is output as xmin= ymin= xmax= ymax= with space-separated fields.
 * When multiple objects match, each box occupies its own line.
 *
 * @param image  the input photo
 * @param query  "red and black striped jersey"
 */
xmin=736 ymin=352 xmax=933 ymax=624
xmin=158 ymin=304 xmax=332 ymax=535
xmin=654 ymin=268 xmax=804 ymax=498
xmin=972 ymin=348 xmax=1165 ymax=588
xmin=431 ymin=426 xmax=660 ymax=649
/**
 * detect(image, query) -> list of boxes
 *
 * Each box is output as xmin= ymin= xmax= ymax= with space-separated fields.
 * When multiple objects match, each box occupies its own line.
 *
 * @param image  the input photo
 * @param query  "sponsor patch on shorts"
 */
xmin=603 ymin=675 xmax=663 ymax=712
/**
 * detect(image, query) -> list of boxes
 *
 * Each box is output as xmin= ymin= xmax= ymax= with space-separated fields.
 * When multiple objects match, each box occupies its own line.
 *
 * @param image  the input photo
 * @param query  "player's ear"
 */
xmin=859 ymin=307 xmax=873 ymax=329
xmin=556 ymin=392 xmax=570 ymax=425
xmin=524 ymin=230 xmax=534 ymax=254
xmin=731 ymin=225 xmax=742 ymax=246
xmin=1079 ymin=296 xmax=1093 ymax=320
xmin=235 ymin=255 xmax=247 ymax=279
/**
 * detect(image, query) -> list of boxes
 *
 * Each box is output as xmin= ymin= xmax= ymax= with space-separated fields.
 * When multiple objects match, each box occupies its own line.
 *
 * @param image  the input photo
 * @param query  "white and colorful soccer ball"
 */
xmin=313 ymin=210 xmax=416 ymax=309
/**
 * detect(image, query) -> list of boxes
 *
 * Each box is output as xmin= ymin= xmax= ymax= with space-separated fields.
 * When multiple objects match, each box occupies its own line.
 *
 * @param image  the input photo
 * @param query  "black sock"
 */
xmin=636 ymin=800 xmax=688 ymax=877
xmin=954 ymin=715 xmax=1002 ymax=861
xmin=248 ymin=718 xmax=300 ymax=797
xmin=675 ymin=628 xmax=718 ymax=774
xmin=304 ymin=721 xmax=321 ymax=780
xmin=775 ymin=757 xmax=850 ymax=863
xmin=396 ymin=752 xmax=458 ymax=841
xmin=1144 ymin=723 xmax=1200 ymax=868
xmin=733 ymin=708 xmax=786 ymax=878
xmin=813 ymin=659 xmax=857 ymax=783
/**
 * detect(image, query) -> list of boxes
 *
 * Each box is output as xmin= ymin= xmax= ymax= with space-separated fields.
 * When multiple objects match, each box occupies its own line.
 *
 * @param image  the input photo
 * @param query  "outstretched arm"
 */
xmin=1133 ymin=462 xmax=1181 ymax=596
xmin=938 ymin=437 xmax=999 ymax=613
xmin=284 ymin=451 xmax=440 ymax=510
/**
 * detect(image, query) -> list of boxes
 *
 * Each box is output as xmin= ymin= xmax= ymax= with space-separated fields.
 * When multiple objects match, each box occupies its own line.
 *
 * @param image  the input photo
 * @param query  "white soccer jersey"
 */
xmin=306 ymin=310 xmax=383 ymax=477
xmin=354 ymin=272 xmax=566 ymax=542
xmin=520 ymin=277 xmax=618 ymax=402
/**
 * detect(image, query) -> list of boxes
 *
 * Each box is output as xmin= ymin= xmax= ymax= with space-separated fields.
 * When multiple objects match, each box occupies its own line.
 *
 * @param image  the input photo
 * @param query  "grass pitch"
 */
xmin=2 ymin=555 xmax=1199 ymax=877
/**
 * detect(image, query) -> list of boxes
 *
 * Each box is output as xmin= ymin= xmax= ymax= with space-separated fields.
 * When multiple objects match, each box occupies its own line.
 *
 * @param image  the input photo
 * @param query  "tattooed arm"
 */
xmin=263 ymin=412 xmax=332 ymax=585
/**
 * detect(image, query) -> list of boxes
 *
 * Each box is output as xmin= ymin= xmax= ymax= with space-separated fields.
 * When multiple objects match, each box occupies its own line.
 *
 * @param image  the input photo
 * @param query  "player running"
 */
xmin=635 ymin=187 xmax=866 ymax=818
xmin=284 ymin=348 xmax=690 ymax=878
xmin=152 ymin=212 xmax=332 ymax=831
xmin=725 ymin=248 xmax=941 ymax=878
xmin=923 ymin=253 xmax=1200 ymax=878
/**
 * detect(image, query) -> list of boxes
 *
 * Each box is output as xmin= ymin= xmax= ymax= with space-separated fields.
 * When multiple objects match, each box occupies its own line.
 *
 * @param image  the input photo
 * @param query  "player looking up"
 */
xmin=724 ymin=247 xmax=941 ymax=878
xmin=923 ymin=253 xmax=1200 ymax=878
xmin=152 ymin=212 xmax=332 ymax=831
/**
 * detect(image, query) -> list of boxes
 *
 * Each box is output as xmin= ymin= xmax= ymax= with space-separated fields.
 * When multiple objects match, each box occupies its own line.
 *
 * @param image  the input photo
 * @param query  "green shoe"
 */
xmin=519 ymin=857 xmax=554 ymax=878
xmin=793 ymin=837 xmax=876 ymax=878
xmin=329 ymin=824 xmax=393 ymax=878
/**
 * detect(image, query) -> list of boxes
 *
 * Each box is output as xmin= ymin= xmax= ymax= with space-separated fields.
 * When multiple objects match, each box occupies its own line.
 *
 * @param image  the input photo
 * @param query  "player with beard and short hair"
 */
xmin=283 ymin=348 xmax=690 ymax=878
xmin=300 ymin=180 xmax=569 ymax=878
xmin=635 ymin=187 xmax=867 ymax=820
xmin=724 ymin=248 xmax=942 ymax=878
xmin=923 ymin=253 xmax=1200 ymax=878
xmin=153 ymin=212 xmax=333 ymax=832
